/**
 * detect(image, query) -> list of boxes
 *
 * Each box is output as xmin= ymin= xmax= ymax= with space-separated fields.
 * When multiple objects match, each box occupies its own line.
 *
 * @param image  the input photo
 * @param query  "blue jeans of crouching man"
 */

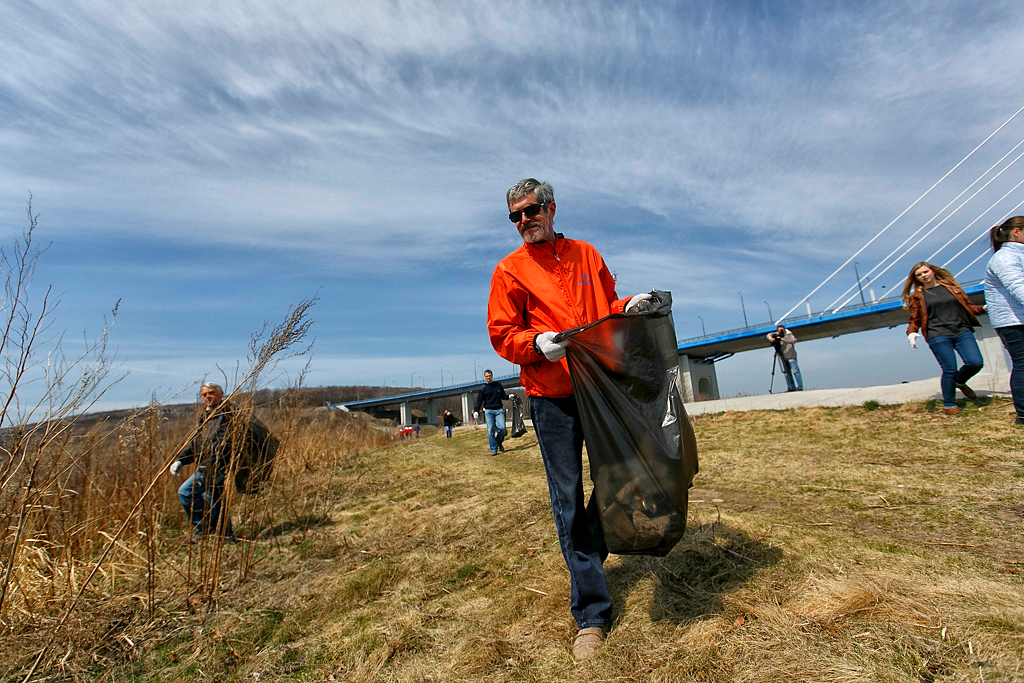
xmin=927 ymin=331 xmax=983 ymax=408
xmin=529 ymin=395 xmax=613 ymax=630
xmin=484 ymin=408 xmax=506 ymax=453
xmin=178 ymin=469 xmax=233 ymax=537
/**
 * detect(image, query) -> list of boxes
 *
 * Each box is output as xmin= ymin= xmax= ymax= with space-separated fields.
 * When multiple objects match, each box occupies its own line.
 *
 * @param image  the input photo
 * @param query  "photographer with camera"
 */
xmin=767 ymin=325 xmax=803 ymax=391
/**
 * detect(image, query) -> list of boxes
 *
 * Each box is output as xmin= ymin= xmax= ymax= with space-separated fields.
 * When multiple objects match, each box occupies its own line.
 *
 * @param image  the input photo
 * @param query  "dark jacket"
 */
xmin=906 ymin=280 xmax=984 ymax=341
xmin=443 ymin=411 xmax=456 ymax=427
xmin=474 ymin=381 xmax=507 ymax=411
xmin=174 ymin=401 xmax=238 ymax=478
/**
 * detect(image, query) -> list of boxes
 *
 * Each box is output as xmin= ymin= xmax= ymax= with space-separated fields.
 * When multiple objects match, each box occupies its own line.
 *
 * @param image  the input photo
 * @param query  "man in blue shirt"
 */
xmin=473 ymin=370 xmax=510 ymax=455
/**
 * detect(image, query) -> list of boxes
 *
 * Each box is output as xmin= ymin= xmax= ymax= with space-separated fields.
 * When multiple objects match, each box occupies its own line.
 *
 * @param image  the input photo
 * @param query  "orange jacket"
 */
xmin=488 ymin=235 xmax=630 ymax=397
xmin=906 ymin=280 xmax=984 ymax=341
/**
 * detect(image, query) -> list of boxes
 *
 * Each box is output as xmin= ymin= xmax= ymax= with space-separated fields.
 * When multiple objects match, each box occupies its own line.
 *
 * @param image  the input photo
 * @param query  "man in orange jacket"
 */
xmin=487 ymin=178 xmax=651 ymax=661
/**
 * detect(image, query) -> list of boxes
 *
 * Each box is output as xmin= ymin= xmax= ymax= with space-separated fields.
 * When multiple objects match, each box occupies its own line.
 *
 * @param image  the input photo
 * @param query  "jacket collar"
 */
xmin=523 ymin=232 xmax=565 ymax=253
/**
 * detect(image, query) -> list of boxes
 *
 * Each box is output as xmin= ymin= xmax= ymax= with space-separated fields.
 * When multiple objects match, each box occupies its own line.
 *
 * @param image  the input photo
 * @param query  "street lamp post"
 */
xmin=763 ymin=300 xmax=773 ymax=322
xmin=473 ymin=357 xmax=480 ymax=382
xmin=739 ymin=292 xmax=749 ymax=329
xmin=447 ymin=370 xmax=454 ymax=386
xmin=440 ymin=365 xmax=446 ymax=388
xmin=697 ymin=315 xmax=706 ymax=336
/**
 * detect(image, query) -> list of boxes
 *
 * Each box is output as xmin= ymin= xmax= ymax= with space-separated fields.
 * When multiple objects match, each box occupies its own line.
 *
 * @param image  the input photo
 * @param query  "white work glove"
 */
xmin=625 ymin=292 xmax=653 ymax=312
xmin=169 ymin=461 xmax=183 ymax=477
xmin=907 ymin=332 xmax=921 ymax=349
xmin=508 ymin=394 xmax=515 ymax=399
xmin=535 ymin=331 xmax=569 ymax=362
xmin=473 ymin=411 xmax=479 ymax=420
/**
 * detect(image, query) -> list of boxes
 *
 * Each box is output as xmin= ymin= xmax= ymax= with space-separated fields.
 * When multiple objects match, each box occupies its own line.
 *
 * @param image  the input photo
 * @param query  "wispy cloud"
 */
xmin=2 ymin=0 xmax=1022 ymax=403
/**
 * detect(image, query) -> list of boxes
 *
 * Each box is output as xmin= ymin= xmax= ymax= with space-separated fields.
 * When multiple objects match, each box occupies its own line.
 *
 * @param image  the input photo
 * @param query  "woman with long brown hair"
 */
xmin=984 ymin=216 xmax=1024 ymax=424
xmin=903 ymin=261 xmax=985 ymax=415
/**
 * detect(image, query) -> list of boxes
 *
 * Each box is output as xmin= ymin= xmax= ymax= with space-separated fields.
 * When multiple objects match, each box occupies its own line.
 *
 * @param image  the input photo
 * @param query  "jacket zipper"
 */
xmin=551 ymin=238 xmax=585 ymax=327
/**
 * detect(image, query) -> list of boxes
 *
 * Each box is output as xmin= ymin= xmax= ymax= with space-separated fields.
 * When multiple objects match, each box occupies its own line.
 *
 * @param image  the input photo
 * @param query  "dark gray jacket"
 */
xmin=174 ymin=401 xmax=238 ymax=479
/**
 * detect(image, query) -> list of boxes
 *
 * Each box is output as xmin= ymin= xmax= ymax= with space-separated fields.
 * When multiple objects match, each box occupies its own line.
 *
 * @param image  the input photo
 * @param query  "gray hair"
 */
xmin=506 ymin=178 xmax=554 ymax=207
xmin=200 ymin=382 xmax=224 ymax=394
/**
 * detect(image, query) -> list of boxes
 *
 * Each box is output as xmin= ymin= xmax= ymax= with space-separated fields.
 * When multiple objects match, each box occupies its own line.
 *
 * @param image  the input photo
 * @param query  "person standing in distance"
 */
xmin=486 ymin=178 xmax=653 ymax=661
xmin=168 ymin=382 xmax=237 ymax=542
xmin=473 ymin=369 xmax=510 ymax=455
xmin=767 ymin=324 xmax=803 ymax=391
xmin=442 ymin=409 xmax=456 ymax=438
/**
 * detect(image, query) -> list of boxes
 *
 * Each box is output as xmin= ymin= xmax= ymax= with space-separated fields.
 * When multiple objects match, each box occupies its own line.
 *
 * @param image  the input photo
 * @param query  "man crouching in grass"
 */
xmin=486 ymin=178 xmax=653 ymax=661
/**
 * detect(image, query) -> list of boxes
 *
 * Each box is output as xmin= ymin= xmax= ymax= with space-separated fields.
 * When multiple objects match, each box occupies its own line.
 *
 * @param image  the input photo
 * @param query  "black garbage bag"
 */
xmin=233 ymin=415 xmax=280 ymax=495
xmin=509 ymin=394 xmax=527 ymax=438
xmin=554 ymin=290 xmax=698 ymax=556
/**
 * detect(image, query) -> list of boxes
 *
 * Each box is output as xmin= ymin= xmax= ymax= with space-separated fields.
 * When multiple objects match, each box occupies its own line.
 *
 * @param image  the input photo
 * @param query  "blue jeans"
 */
xmin=927 ymin=331 xmax=983 ymax=408
xmin=997 ymin=325 xmax=1024 ymax=424
xmin=484 ymin=408 xmax=506 ymax=453
xmin=178 ymin=469 xmax=233 ymax=537
xmin=445 ymin=425 xmax=453 ymax=438
xmin=778 ymin=355 xmax=802 ymax=391
xmin=529 ymin=396 xmax=612 ymax=630
xmin=787 ymin=357 xmax=803 ymax=390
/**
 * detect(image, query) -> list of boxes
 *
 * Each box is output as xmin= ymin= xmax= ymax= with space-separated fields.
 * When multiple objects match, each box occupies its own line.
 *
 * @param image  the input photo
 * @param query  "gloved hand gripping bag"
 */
xmin=554 ymin=291 xmax=699 ymax=556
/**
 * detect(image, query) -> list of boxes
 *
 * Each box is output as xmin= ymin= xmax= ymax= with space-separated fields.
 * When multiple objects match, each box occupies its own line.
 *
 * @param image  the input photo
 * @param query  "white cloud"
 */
xmin=3 ymin=0 xmax=1024 ymax=407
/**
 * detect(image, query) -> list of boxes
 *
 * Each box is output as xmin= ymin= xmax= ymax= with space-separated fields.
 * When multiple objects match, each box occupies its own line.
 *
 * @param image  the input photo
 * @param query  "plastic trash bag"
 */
xmin=555 ymin=290 xmax=699 ymax=556
xmin=509 ymin=394 xmax=527 ymax=438
xmin=233 ymin=414 xmax=280 ymax=495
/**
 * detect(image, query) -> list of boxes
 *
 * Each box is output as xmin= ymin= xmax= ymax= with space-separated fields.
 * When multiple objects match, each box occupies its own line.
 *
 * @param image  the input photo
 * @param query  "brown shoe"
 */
xmin=943 ymin=406 xmax=962 ymax=415
xmin=956 ymin=383 xmax=977 ymax=401
xmin=573 ymin=626 xmax=608 ymax=661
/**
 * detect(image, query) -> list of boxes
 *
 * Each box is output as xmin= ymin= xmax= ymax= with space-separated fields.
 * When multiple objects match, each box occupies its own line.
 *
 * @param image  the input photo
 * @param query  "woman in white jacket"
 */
xmin=984 ymin=216 xmax=1024 ymax=424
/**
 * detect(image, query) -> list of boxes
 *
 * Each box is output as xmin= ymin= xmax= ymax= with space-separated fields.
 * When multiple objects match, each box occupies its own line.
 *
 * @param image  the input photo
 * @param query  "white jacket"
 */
xmin=985 ymin=242 xmax=1024 ymax=328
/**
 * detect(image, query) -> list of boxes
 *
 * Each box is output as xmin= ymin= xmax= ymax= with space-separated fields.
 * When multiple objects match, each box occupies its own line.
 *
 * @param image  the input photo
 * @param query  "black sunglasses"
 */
xmin=509 ymin=202 xmax=547 ymax=223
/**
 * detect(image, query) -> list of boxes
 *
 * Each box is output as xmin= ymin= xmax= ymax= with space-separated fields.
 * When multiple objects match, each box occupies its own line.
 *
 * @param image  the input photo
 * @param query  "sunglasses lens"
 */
xmin=508 ymin=203 xmax=545 ymax=223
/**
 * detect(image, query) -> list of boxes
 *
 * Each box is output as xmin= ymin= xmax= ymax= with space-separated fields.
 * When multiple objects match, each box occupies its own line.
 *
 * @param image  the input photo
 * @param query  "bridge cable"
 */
xmin=932 ymin=179 xmax=1024 ymax=264
xmin=944 ymin=193 xmax=1024 ymax=271
xmin=775 ymin=104 xmax=1024 ymax=324
xmin=824 ymin=136 xmax=1024 ymax=312
xmin=872 ymin=190 xmax=1024 ymax=304
xmin=832 ymin=145 xmax=1024 ymax=311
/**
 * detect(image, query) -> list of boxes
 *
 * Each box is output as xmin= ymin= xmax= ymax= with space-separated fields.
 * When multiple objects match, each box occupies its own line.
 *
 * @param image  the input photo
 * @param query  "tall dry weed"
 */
xmin=0 ymin=200 xmax=390 ymax=680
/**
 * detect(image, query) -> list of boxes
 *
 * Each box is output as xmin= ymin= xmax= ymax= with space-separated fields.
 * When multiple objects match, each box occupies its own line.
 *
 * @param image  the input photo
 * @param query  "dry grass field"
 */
xmin=3 ymin=397 xmax=1024 ymax=682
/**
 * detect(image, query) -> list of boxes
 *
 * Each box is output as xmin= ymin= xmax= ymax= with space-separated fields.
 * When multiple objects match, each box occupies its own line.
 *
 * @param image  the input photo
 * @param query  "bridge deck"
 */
xmin=678 ymin=282 xmax=983 ymax=359
xmin=340 ymin=374 xmax=521 ymax=410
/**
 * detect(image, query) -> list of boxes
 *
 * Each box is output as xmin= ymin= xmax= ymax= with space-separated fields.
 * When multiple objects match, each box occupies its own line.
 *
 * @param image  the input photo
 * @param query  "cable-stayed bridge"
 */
xmin=676 ymin=105 xmax=1024 ymax=401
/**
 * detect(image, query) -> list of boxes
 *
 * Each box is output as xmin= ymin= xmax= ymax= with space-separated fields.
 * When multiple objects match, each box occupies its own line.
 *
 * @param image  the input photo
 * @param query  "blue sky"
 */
xmin=3 ymin=0 xmax=1024 ymax=410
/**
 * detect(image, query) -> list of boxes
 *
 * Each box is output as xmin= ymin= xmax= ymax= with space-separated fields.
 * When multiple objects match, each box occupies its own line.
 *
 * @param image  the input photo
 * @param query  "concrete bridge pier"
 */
xmin=427 ymin=399 xmax=438 ymax=425
xmin=976 ymin=316 xmax=1010 ymax=390
xmin=461 ymin=392 xmax=472 ymax=424
xmin=679 ymin=354 xmax=721 ymax=402
xmin=400 ymin=402 xmax=411 ymax=426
